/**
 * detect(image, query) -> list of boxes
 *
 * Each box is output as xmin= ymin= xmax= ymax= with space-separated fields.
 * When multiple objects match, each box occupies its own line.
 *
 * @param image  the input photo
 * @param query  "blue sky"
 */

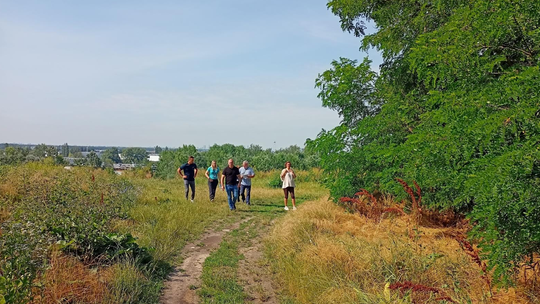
xmin=0 ymin=0 xmax=380 ymax=149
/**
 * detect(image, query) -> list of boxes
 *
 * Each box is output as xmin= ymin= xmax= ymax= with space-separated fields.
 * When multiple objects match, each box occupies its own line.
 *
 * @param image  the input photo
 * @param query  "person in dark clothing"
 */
xmin=178 ymin=156 xmax=198 ymax=202
xmin=221 ymin=158 xmax=241 ymax=210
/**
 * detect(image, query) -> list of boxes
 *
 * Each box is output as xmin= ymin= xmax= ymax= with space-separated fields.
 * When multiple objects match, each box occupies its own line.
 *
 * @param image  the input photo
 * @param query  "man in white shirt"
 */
xmin=239 ymin=160 xmax=255 ymax=205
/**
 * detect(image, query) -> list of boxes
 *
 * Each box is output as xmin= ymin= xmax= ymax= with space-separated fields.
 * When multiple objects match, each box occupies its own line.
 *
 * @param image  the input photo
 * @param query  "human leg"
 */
xmin=240 ymin=185 xmax=246 ymax=202
xmin=283 ymin=188 xmax=289 ymax=210
xmin=237 ymin=185 xmax=241 ymax=202
xmin=290 ymin=187 xmax=296 ymax=210
xmin=209 ymin=180 xmax=218 ymax=200
xmin=184 ymin=180 xmax=190 ymax=199
xmin=245 ymin=186 xmax=251 ymax=205
xmin=189 ymin=180 xmax=196 ymax=200
xmin=226 ymin=185 xmax=236 ymax=210
xmin=232 ymin=186 xmax=239 ymax=208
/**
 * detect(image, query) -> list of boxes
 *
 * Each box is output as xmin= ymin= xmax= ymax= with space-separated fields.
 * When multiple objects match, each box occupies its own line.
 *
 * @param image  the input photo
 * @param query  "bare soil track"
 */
xmin=160 ymin=217 xmax=278 ymax=304
xmin=159 ymin=225 xmax=238 ymax=304
xmin=238 ymin=232 xmax=278 ymax=304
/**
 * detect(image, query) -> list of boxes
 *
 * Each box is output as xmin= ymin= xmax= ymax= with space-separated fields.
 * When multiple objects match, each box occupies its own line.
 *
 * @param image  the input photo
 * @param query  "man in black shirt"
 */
xmin=221 ymin=158 xmax=241 ymax=210
xmin=178 ymin=156 xmax=198 ymax=202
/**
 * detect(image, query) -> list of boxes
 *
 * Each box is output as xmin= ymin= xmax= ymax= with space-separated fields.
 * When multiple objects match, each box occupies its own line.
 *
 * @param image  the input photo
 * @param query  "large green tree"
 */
xmin=61 ymin=143 xmax=70 ymax=157
xmin=31 ymin=144 xmax=58 ymax=159
xmin=308 ymin=0 xmax=540 ymax=282
xmin=101 ymin=147 xmax=122 ymax=167
xmin=0 ymin=147 xmax=29 ymax=165
xmin=85 ymin=151 xmax=102 ymax=168
xmin=154 ymin=145 xmax=200 ymax=179
xmin=121 ymin=147 xmax=148 ymax=165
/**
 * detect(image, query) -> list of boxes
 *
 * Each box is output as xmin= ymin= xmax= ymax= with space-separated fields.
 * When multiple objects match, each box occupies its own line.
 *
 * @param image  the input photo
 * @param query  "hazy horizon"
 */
xmin=1 ymin=141 xmax=305 ymax=151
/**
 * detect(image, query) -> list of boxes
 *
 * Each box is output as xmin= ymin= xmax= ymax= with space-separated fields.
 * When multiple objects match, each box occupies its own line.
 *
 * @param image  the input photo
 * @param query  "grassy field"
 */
xmin=1 ymin=163 xmax=537 ymax=304
xmin=0 ymin=163 xmax=325 ymax=303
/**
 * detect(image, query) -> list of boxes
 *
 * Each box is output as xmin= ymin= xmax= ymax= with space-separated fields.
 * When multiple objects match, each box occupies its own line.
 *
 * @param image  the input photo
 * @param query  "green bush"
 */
xmin=0 ymin=164 xmax=151 ymax=303
xmin=310 ymin=0 xmax=540 ymax=283
xmin=268 ymin=175 xmax=283 ymax=188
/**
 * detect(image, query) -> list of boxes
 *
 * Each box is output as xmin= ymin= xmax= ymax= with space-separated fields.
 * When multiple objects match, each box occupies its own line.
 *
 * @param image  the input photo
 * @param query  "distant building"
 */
xmin=113 ymin=163 xmax=136 ymax=170
xmin=148 ymin=154 xmax=160 ymax=162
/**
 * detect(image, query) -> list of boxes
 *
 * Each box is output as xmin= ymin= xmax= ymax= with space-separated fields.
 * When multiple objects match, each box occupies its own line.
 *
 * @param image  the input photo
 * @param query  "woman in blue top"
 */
xmin=205 ymin=160 xmax=220 ymax=201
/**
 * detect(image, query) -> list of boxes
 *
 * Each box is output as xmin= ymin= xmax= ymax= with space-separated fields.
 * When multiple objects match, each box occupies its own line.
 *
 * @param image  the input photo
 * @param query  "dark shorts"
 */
xmin=283 ymin=187 xmax=295 ymax=199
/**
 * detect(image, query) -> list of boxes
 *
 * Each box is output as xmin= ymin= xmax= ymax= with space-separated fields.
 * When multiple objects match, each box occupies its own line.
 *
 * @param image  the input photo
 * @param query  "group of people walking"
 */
xmin=177 ymin=156 xmax=296 ymax=211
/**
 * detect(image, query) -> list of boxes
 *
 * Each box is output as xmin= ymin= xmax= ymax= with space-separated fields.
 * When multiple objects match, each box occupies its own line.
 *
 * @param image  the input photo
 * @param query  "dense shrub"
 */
xmin=0 ymin=164 xmax=150 ymax=303
xmin=309 ymin=0 xmax=540 ymax=283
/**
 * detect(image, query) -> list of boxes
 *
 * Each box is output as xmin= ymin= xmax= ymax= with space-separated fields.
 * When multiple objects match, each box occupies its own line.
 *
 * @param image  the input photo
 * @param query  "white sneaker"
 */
xmin=284 ymin=206 xmax=289 ymax=211
xmin=190 ymin=199 xmax=194 ymax=203
xmin=293 ymin=207 xmax=297 ymax=210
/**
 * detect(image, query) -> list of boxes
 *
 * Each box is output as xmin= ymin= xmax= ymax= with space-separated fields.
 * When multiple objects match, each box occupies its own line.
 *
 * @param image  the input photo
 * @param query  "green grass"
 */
xmin=104 ymin=259 xmax=162 ymax=304
xmin=116 ymin=169 xmax=327 ymax=303
xmin=192 ymin=171 xmax=328 ymax=303
xmin=123 ymin=169 xmax=326 ymax=263
xmin=0 ymin=163 xmax=142 ymax=304
xmin=199 ymin=240 xmax=246 ymax=303
xmin=0 ymin=164 xmax=327 ymax=304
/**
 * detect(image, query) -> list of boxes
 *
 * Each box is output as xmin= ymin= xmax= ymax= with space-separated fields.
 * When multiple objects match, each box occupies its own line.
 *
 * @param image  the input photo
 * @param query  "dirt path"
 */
xmin=160 ymin=221 xmax=245 ymax=304
xmin=238 ymin=235 xmax=278 ymax=304
xmin=160 ymin=215 xmax=280 ymax=304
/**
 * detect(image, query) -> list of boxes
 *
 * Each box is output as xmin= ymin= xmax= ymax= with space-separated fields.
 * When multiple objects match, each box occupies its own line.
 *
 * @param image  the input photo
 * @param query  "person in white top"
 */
xmin=280 ymin=161 xmax=297 ymax=211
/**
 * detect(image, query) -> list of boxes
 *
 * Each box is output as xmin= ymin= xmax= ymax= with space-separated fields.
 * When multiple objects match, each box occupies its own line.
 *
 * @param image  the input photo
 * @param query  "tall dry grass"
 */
xmin=31 ymin=250 xmax=108 ymax=304
xmin=265 ymin=197 xmax=518 ymax=304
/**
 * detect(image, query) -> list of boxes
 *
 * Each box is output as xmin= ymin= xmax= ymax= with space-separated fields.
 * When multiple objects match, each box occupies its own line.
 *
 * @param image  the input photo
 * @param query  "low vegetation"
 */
xmin=0 ymin=161 xmax=326 ymax=303
xmin=0 ymin=164 xmax=157 ymax=303
xmin=266 ymin=195 xmax=538 ymax=303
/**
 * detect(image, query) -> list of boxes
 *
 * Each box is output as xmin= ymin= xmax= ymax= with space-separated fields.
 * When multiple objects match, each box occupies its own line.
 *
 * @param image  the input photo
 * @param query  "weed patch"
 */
xmin=266 ymin=198 xmax=493 ymax=304
xmin=199 ymin=241 xmax=246 ymax=303
xmin=0 ymin=164 xmax=149 ymax=303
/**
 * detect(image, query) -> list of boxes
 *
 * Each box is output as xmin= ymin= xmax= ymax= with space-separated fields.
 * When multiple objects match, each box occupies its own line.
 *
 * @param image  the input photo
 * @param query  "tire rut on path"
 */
xmin=160 ymin=218 xmax=250 ymax=304
xmin=238 ymin=236 xmax=278 ymax=304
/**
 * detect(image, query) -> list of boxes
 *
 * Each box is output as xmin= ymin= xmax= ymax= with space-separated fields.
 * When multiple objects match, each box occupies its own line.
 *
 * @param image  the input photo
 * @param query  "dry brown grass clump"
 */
xmin=266 ymin=197 xmax=535 ymax=304
xmin=31 ymin=250 xmax=109 ymax=303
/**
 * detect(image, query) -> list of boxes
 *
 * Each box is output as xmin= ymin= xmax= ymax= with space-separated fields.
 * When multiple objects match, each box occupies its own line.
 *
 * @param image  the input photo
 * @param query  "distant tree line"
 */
xmin=1 ymin=144 xmax=317 ymax=175
xmin=0 ymin=144 xmax=64 ymax=166
xmin=0 ymin=143 xmax=151 ymax=168
xmin=154 ymin=144 xmax=319 ymax=179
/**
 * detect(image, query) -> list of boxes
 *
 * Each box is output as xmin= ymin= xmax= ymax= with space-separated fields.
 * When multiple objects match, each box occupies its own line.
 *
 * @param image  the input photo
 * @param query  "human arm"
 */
xmin=194 ymin=165 xmax=198 ymax=178
xmin=221 ymin=173 xmax=225 ymax=189
xmin=205 ymin=168 xmax=210 ymax=179
xmin=179 ymin=164 xmax=187 ymax=179
xmin=280 ymin=169 xmax=287 ymax=179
